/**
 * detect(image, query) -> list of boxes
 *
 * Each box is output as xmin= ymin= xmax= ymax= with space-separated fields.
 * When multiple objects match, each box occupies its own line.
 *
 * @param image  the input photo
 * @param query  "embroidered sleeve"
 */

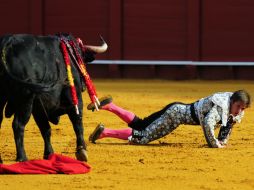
xmin=218 ymin=115 xmax=236 ymax=145
xmin=218 ymin=125 xmax=233 ymax=145
xmin=218 ymin=111 xmax=245 ymax=145
xmin=202 ymin=105 xmax=222 ymax=148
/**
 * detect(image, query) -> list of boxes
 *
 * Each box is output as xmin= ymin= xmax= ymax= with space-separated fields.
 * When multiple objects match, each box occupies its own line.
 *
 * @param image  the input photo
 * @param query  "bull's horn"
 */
xmin=85 ymin=36 xmax=108 ymax=53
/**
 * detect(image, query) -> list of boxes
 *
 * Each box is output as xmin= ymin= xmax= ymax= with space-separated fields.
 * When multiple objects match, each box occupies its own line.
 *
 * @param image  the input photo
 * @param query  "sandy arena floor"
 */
xmin=0 ymin=80 xmax=254 ymax=190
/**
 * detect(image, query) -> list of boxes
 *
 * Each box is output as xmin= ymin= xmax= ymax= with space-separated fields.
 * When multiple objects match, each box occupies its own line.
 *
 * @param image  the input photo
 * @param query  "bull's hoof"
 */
xmin=43 ymin=153 xmax=53 ymax=160
xmin=75 ymin=148 xmax=88 ymax=162
xmin=16 ymin=157 xmax=28 ymax=162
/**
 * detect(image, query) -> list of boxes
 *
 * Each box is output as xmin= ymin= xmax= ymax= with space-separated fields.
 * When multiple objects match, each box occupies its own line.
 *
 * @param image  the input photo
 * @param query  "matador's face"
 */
xmin=230 ymin=100 xmax=246 ymax=116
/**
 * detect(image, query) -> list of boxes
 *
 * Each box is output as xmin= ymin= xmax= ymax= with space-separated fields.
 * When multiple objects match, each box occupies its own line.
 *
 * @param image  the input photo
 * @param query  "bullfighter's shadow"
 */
xmin=90 ymin=142 xmax=208 ymax=148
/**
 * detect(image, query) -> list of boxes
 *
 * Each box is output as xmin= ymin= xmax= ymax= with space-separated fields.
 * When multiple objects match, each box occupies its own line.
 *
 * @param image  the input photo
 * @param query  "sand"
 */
xmin=0 ymin=80 xmax=254 ymax=190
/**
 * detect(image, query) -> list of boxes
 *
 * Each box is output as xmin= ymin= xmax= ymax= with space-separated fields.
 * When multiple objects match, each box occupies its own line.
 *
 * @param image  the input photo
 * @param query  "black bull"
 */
xmin=0 ymin=34 xmax=107 ymax=162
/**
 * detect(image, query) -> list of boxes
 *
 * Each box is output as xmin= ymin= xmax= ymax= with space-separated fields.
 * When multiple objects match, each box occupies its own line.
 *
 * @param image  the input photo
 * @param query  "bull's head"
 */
xmin=77 ymin=36 xmax=108 ymax=63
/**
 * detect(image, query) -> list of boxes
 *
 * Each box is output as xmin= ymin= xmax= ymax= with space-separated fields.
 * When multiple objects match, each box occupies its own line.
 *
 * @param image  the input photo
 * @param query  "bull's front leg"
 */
xmin=12 ymin=95 xmax=34 ymax=162
xmin=67 ymin=104 xmax=88 ymax=162
xmin=0 ymin=96 xmax=6 ymax=127
xmin=0 ymin=94 xmax=7 ymax=163
xmin=32 ymin=99 xmax=54 ymax=159
xmin=12 ymin=116 xmax=27 ymax=161
xmin=33 ymin=115 xmax=54 ymax=159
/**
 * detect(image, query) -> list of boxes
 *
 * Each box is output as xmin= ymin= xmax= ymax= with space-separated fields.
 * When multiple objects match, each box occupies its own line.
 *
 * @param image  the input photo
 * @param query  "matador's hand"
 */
xmin=218 ymin=141 xmax=226 ymax=148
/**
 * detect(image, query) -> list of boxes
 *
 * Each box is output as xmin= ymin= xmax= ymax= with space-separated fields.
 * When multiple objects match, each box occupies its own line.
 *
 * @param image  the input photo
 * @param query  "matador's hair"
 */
xmin=231 ymin=90 xmax=251 ymax=108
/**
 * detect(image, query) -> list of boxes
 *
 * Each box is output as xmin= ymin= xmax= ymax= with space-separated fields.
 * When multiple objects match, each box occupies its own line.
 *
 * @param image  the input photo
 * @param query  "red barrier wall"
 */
xmin=0 ymin=0 xmax=254 ymax=79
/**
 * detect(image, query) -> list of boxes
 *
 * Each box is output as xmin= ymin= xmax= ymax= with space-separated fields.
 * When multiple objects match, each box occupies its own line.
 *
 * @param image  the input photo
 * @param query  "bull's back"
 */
xmin=0 ymin=34 xmax=65 ymax=85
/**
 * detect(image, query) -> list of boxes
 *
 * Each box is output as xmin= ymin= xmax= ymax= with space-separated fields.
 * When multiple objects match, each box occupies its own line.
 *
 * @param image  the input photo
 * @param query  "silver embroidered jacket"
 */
xmin=194 ymin=92 xmax=244 ymax=147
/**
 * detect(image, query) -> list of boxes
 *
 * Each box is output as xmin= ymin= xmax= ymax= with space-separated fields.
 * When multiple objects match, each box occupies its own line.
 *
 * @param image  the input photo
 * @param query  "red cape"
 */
xmin=0 ymin=154 xmax=91 ymax=174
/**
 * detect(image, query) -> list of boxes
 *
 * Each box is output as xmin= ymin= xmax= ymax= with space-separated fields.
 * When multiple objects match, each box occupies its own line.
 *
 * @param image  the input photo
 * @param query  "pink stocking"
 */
xmin=102 ymin=102 xmax=135 ymax=124
xmin=99 ymin=128 xmax=132 ymax=140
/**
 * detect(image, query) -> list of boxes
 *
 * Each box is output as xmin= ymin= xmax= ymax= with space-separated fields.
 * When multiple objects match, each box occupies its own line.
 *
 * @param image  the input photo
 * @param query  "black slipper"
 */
xmin=89 ymin=123 xmax=105 ymax=144
xmin=87 ymin=95 xmax=113 ymax=111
